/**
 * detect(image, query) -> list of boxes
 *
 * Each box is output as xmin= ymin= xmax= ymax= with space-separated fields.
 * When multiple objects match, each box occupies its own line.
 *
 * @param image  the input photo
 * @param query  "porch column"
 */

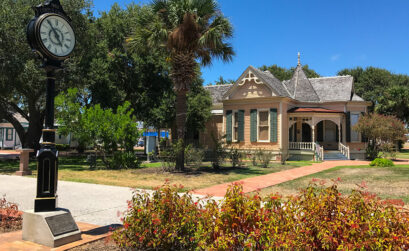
xmin=312 ymin=124 xmax=315 ymax=143
xmin=338 ymin=122 xmax=341 ymax=143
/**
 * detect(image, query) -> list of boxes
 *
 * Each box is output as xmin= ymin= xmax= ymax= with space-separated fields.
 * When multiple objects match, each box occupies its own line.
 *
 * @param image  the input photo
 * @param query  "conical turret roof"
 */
xmin=284 ymin=53 xmax=320 ymax=102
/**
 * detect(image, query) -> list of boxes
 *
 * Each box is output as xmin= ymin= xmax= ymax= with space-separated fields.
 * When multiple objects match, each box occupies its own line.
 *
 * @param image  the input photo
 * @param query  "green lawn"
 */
xmin=257 ymin=164 xmax=409 ymax=204
xmin=396 ymin=148 xmax=409 ymax=159
xmin=0 ymin=156 xmax=313 ymax=191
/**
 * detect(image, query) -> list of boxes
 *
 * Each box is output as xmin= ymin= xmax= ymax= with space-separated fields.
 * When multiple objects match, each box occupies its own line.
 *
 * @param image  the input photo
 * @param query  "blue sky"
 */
xmin=93 ymin=0 xmax=409 ymax=85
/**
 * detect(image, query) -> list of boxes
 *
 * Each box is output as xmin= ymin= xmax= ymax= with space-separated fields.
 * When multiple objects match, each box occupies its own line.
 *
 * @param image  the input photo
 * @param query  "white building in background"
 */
xmin=0 ymin=114 xmax=77 ymax=150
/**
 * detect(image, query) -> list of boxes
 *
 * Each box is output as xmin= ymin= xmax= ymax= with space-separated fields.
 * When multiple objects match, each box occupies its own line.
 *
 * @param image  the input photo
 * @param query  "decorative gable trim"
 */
xmin=238 ymin=70 xmax=263 ymax=85
xmin=223 ymin=66 xmax=279 ymax=99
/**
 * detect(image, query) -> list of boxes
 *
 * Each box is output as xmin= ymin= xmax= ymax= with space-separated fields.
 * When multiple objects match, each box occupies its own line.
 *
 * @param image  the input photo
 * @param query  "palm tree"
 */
xmin=128 ymin=0 xmax=234 ymax=170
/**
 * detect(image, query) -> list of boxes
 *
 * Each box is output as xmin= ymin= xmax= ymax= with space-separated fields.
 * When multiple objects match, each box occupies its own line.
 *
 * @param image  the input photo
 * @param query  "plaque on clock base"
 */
xmin=22 ymin=208 xmax=81 ymax=247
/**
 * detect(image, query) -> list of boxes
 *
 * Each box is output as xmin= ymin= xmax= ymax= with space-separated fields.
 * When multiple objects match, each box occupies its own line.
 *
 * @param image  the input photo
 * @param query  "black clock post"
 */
xmin=35 ymin=60 xmax=61 ymax=212
xmin=23 ymin=0 xmax=81 ymax=247
xmin=26 ymin=0 xmax=75 ymax=212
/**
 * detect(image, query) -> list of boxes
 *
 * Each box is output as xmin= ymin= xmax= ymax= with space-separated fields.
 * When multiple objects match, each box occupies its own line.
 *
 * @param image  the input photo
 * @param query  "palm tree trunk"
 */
xmin=175 ymin=90 xmax=187 ymax=171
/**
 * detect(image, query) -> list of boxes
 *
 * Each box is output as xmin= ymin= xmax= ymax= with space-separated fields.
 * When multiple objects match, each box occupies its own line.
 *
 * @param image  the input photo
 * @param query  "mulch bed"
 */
xmin=68 ymin=238 xmax=120 ymax=251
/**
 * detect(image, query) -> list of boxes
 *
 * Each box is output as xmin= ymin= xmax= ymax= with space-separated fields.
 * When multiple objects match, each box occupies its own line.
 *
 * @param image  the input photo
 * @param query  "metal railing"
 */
xmin=339 ymin=142 xmax=350 ymax=160
xmin=289 ymin=142 xmax=314 ymax=150
xmin=314 ymin=142 xmax=324 ymax=161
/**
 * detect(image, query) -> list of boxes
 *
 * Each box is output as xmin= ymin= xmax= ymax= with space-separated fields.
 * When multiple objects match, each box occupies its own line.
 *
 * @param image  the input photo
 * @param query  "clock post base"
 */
xmin=22 ymin=208 xmax=81 ymax=247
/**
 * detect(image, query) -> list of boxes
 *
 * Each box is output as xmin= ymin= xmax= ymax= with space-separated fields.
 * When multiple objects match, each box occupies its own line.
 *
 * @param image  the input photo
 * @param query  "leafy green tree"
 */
xmin=353 ymin=113 xmax=407 ymax=160
xmin=56 ymin=88 xmax=141 ymax=169
xmin=259 ymin=64 xmax=320 ymax=81
xmin=127 ymin=0 xmax=234 ymax=170
xmin=0 ymin=0 xmax=93 ymax=150
xmin=338 ymin=67 xmax=409 ymax=123
xmin=376 ymin=85 xmax=409 ymax=124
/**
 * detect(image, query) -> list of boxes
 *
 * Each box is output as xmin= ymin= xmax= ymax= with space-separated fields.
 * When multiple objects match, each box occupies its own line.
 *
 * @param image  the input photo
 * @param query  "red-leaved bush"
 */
xmin=113 ymin=181 xmax=409 ymax=250
xmin=0 ymin=195 xmax=22 ymax=232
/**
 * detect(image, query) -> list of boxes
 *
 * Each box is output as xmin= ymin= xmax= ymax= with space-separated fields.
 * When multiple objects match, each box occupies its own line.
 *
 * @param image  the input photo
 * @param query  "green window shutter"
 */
xmin=270 ymin=108 xmax=277 ymax=142
xmin=346 ymin=112 xmax=351 ymax=143
xmin=361 ymin=112 xmax=367 ymax=142
xmin=238 ymin=110 xmax=245 ymax=142
xmin=250 ymin=109 xmax=257 ymax=142
xmin=226 ymin=110 xmax=232 ymax=142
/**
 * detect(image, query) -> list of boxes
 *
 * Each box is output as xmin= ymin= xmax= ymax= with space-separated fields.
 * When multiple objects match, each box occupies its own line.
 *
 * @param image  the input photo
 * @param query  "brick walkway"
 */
xmin=193 ymin=160 xmax=375 ymax=197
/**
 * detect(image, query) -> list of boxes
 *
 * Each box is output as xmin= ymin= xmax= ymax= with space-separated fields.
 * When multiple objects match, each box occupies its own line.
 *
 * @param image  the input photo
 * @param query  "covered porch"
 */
xmin=287 ymin=108 xmax=350 ymax=160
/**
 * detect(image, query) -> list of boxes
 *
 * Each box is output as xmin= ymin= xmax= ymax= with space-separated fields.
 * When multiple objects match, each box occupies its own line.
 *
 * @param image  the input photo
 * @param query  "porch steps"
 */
xmin=324 ymin=150 xmax=348 ymax=160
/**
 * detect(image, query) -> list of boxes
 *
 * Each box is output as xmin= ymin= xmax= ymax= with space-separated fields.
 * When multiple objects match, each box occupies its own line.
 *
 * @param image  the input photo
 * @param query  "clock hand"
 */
xmin=46 ymin=20 xmax=63 ymax=47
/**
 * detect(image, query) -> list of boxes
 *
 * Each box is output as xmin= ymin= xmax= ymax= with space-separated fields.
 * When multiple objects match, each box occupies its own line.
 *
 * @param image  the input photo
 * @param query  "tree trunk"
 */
xmin=24 ymin=107 xmax=44 ymax=151
xmin=175 ymin=90 xmax=187 ymax=171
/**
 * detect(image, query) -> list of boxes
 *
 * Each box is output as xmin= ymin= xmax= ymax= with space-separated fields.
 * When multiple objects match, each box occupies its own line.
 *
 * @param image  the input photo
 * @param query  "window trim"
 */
xmin=350 ymin=112 xmax=361 ymax=142
xmin=232 ymin=110 xmax=239 ymax=142
xmin=6 ymin=128 xmax=13 ymax=141
xmin=257 ymin=109 xmax=270 ymax=142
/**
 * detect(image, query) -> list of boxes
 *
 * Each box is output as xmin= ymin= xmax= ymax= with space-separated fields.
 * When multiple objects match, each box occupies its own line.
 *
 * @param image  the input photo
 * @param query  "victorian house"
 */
xmin=201 ymin=55 xmax=370 ymax=160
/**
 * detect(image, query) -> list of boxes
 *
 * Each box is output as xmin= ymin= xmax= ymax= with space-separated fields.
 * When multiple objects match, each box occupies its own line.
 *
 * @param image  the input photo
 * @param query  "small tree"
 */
xmin=353 ymin=113 xmax=407 ymax=160
xmin=56 ymin=88 xmax=141 ymax=169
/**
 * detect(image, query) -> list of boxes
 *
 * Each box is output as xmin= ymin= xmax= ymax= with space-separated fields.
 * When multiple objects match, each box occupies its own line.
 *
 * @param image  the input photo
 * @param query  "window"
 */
xmin=258 ymin=110 xmax=269 ymax=141
xmin=6 ymin=128 xmax=13 ymax=141
xmin=350 ymin=113 xmax=360 ymax=142
xmin=233 ymin=111 xmax=239 ymax=141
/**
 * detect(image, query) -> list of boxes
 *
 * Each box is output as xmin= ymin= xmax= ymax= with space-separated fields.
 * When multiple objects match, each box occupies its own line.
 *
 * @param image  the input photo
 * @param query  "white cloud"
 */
xmin=330 ymin=54 xmax=341 ymax=61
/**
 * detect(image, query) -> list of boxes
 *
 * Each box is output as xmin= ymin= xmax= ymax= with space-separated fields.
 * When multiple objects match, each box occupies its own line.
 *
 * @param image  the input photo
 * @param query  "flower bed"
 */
xmin=113 ymin=181 xmax=409 ymax=250
xmin=0 ymin=196 xmax=22 ymax=233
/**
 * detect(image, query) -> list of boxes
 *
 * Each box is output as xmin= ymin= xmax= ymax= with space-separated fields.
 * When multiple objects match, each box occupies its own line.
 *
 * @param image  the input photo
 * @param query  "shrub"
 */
xmin=0 ymin=196 xmax=22 ymax=233
xmin=114 ymin=181 xmax=409 ymax=250
xmin=111 ymin=151 xmax=140 ymax=169
xmin=56 ymin=144 xmax=70 ymax=151
xmin=229 ymin=147 xmax=244 ymax=168
xmin=209 ymin=134 xmax=226 ymax=170
xmin=159 ymin=140 xmax=184 ymax=172
xmin=249 ymin=149 xmax=259 ymax=166
xmin=112 ymin=182 xmax=199 ymax=250
xmin=370 ymin=158 xmax=394 ymax=167
xmin=257 ymin=150 xmax=274 ymax=168
xmin=184 ymin=145 xmax=204 ymax=167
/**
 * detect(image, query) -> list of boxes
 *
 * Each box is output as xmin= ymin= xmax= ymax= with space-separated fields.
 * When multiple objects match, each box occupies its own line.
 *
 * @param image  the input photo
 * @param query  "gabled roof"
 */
xmin=351 ymin=93 xmax=364 ymax=101
xmin=284 ymin=64 xmax=320 ymax=102
xmin=250 ymin=67 xmax=290 ymax=97
xmin=204 ymin=84 xmax=233 ymax=104
xmin=222 ymin=66 xmax=284 ymax=98
xmin=206 ymin=54 xmax=366 ymax=104
xmin=309 ymin=76 xmax=354 ymax=102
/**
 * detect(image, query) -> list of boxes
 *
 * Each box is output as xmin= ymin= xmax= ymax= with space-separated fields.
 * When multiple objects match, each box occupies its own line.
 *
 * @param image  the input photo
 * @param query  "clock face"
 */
xmin=38 ymin=14 xmax=75 ymax=58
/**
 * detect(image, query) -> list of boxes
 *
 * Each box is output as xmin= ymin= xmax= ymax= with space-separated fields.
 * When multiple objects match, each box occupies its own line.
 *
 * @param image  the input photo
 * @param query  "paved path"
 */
xmin=0 ymin=175 xmax=135 ymax=226
xmin=193 ymin=160 xmax=372 ymax=197
xmin=0 ymin=175 xmax=210 ymax=226
xmin=1 ymin=159 xmax=407 ymax=226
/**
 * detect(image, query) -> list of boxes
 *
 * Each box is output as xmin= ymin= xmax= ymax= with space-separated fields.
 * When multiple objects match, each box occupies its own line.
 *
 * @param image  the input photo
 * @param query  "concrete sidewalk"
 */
xmin=0 ymin=175 xmax=134 ymax=226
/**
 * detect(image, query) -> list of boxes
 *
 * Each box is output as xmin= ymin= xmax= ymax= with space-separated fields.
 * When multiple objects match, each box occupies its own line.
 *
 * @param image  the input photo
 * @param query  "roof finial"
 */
xmin=297 ymin=52 xmax=301 ymax=66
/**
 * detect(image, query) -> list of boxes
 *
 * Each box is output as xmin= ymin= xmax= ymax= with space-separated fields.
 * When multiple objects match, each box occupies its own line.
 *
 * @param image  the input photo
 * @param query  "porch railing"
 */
xmin=315 ymin=142 xmax=324 ymax=161
xmin=289 ymin=142 xmax=314 ymax=150
xmin=339 ymin=142 xmax=350 ymax=160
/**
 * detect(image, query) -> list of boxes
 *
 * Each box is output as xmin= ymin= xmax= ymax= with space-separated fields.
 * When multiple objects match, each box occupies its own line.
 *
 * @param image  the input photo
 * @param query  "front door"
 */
xmin=302 ymin=123 xmax=311 ymax=142
xmin=324 ymin=121 xmax=338 ymax=150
